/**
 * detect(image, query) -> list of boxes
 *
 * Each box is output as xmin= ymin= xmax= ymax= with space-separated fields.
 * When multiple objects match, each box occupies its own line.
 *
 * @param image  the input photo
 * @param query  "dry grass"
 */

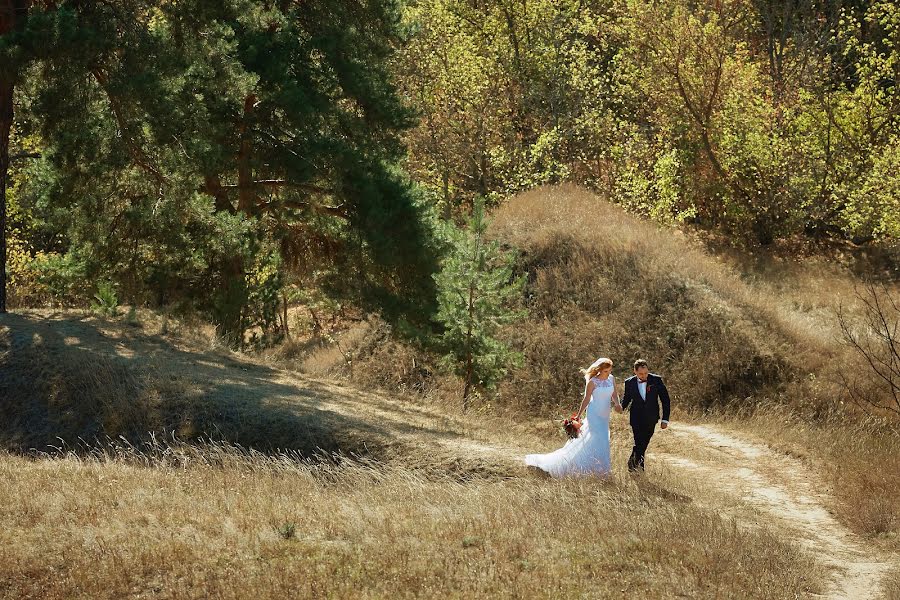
xmin=490 ymin=186 xmax=900 ymax=554
xmin=297 ymin=321 xmax=372 ymax=376
xmin=481 ymin=186 xmax=803 ymax=415
xmin=0 ymin=307 xmax=823 ymax=599
xmin=344 ymin=184 xmax=900 ymax=556
xmin=888 ymin=568 xmax=900 ymax=600
xmin=0 ymin=310 xmax=432 ymax=457
xmin=0 ymin=441 xmax=820 ymax=600
xmin=3 ymin=184 xmax=899 ymax=597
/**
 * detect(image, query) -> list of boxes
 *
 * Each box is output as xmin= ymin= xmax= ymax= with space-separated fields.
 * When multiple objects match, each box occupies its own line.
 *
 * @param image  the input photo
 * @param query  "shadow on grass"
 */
xmin=632 ymin=474 xmax=694 ymax=504
xmin=0 ymin=312 xmax=461 ymax=462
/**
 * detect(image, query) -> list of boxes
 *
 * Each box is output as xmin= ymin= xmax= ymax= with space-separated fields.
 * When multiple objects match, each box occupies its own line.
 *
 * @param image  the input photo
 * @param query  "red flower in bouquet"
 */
xmin=563 ymin=415 xmax=582 ymax=439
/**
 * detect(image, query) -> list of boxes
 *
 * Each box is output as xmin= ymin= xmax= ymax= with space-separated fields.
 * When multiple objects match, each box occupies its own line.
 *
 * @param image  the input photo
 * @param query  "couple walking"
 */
xmin=524 ymin=358 xmax=671 ymax=477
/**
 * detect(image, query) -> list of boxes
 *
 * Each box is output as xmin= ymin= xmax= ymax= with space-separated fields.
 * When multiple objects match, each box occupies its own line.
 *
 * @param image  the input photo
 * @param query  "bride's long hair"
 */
xmin=581 ymin=357 xmax=613 ymax=381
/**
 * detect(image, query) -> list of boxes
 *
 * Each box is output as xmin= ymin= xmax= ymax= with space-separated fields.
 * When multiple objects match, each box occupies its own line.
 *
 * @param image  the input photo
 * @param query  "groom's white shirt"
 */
xmin=637 ymin=378 xmax=668 ymax=425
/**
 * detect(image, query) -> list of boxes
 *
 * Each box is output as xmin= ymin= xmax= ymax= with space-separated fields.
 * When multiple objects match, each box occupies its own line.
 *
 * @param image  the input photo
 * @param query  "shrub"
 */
xmin=91 ymin=281 xmax=119 ymax=316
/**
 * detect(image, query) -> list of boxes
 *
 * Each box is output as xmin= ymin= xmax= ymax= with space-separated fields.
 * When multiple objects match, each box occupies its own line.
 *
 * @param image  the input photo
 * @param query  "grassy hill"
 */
xmin=338 ymin=185 xmax=891 ymax=422
xmin=1 ymin=184 xmax=898 ymax=598
xmin=0 ymin=309 xmax=834 ymax=599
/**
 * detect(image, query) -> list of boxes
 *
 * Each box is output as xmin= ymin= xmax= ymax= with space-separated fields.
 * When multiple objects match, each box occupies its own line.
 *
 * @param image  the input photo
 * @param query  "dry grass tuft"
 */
xmin=298 ymin=321 xmax=372 ymax=375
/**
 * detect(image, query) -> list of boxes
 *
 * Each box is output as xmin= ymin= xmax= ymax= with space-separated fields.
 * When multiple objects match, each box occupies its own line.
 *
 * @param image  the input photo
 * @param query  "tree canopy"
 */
xmin=3 ymin=0 xmax=900 ymax=343
xmin=397 ymin=0 xmax=900 ymax=245
xmin=2 ymin=1 xmax=440 ymax=342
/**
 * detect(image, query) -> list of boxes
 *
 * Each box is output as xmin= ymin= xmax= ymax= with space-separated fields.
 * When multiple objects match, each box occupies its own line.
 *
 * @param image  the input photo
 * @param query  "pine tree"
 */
xmin=1 ymin=1 xmax=440 ymax=343
xmin=434 ymin=200 xmax=525 ymax=410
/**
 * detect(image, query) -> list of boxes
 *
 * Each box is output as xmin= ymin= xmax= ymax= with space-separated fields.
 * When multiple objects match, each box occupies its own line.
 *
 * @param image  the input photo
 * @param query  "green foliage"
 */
xmin=824 ymin=1 xmax=900 ymax=241
xmin=433 ymin=200 xmax=526 ymax=407
xmin=397 ymin=0 xmax=618 ymax=210
xmin=32 ymin=251 xmax=89 ymax=305
xmin=5 ymin=0 xmax=439 ymax=343
xmin=243 ymin=247 xmax=284 ymax=350
xmin=5 ymin=126 xmax=43 ymax=308
xmin=398 ymin=0 xmax=900 ymax=246
xmin=5 ymin=0 xmax=900 ymax=354
xmin=273 ymin=521 xmax=297 ymax=541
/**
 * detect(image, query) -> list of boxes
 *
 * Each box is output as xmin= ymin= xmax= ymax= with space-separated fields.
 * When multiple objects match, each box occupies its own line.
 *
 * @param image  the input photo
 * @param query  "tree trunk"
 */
xmin=215 ymin=254 xmax=247 ymax=349
xmin=0 ymin=79 xmax=11 ymax=313
xmin=462 ymin=360 xmax=472 ymax=412
xmin=202 ymin=172 xmax=246 ymax=346
xmin=237 ymin=94 xmax=257 ymax=214
xmin=204 ymin=92 xmax=257 ymax=348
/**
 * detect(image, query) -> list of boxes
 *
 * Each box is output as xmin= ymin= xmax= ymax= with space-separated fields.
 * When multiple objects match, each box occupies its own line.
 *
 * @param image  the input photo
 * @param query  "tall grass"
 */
xmin=0 ymin=441 xmax=820 ymax=599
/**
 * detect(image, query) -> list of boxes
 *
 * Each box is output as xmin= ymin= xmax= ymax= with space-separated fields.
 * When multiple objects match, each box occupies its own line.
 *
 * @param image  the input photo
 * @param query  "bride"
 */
xmin=525 ymin=357 xmax=623 ymax=477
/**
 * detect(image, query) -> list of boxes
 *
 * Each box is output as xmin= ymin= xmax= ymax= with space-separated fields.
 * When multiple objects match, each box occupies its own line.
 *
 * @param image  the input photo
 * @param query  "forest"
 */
xmin=3 ymin=0 xmax=898 ymax=343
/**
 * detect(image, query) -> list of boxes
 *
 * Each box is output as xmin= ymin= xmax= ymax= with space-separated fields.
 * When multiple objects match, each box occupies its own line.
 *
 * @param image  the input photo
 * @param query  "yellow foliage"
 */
xmin=6 ymin=231 xmax=46 ymax=308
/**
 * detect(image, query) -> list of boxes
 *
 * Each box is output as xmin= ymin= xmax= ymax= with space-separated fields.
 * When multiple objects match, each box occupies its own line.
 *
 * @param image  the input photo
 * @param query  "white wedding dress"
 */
xmin=524 ymin=375 xmax=614 ymax=477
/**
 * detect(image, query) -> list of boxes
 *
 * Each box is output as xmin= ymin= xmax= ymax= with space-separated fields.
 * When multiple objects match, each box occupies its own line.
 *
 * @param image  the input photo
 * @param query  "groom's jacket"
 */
xmin=622 ymin=374 xmax=671 ymax=427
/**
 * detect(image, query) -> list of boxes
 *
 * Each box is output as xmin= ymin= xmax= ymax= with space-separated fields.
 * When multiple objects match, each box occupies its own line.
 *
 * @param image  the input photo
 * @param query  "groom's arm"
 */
xmin=621 ymin=381 xmax=633 ymax=411
xmin=657 ymin=377 xmax=671 ymax=424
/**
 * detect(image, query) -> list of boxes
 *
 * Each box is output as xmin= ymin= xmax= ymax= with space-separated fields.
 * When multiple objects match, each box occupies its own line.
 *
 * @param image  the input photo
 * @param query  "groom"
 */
xmin=621 ymin=359 xmax=671 ymax=472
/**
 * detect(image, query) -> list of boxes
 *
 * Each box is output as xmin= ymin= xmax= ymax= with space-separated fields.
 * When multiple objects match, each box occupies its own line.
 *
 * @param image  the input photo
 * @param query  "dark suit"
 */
xmin=621 ymin=373 xmax=671 ymax=471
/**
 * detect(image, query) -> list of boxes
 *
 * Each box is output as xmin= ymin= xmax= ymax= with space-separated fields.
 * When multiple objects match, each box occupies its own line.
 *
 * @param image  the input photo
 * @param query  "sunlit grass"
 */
xmin=0 ymin=439 xmax=820 ymax=600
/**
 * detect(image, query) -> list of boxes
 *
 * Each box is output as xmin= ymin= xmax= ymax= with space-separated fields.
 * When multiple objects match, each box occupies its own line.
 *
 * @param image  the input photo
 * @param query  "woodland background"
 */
xmin=4 ymin=0 xmax=899 ymax=328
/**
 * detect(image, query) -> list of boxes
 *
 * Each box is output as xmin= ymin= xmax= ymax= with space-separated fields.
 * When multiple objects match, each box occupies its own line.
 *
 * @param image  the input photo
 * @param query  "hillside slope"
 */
xmin=0 ymin=311 xmax=510 ymax=479
xmin=1 ymin=309 xmax=898 ymax=598
xmin=338 ymin=184 xmax=885 ymax=422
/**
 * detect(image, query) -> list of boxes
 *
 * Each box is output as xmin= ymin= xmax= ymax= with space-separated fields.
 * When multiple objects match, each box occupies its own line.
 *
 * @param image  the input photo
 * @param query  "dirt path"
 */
xmin=658 ymin=423 xmax=894 ymax=600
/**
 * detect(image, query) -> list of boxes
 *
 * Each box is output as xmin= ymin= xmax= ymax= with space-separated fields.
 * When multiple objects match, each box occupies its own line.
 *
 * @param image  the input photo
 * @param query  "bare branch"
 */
xmin=838 ymin=285 xmax=900 ymax=416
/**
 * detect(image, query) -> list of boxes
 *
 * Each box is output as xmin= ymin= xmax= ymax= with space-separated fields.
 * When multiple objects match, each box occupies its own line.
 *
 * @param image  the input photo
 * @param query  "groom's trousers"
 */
xmin=628 ymin=423 xmax=656 ymax=472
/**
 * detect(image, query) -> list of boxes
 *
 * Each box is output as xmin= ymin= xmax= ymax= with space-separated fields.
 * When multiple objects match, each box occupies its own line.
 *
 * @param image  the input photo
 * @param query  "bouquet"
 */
xmin=563 ymin=415 xmax=582 ymax=439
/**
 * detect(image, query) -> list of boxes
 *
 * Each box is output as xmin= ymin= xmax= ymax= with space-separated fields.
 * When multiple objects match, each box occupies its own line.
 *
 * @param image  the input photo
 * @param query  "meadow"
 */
xmin=2 ymin=185 xmax=899 ymax=598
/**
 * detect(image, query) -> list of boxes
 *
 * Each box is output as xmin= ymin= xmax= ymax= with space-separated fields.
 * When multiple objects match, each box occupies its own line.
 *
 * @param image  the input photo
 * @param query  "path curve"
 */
xmin=661 ymin=424 xmax=894 ymax=600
